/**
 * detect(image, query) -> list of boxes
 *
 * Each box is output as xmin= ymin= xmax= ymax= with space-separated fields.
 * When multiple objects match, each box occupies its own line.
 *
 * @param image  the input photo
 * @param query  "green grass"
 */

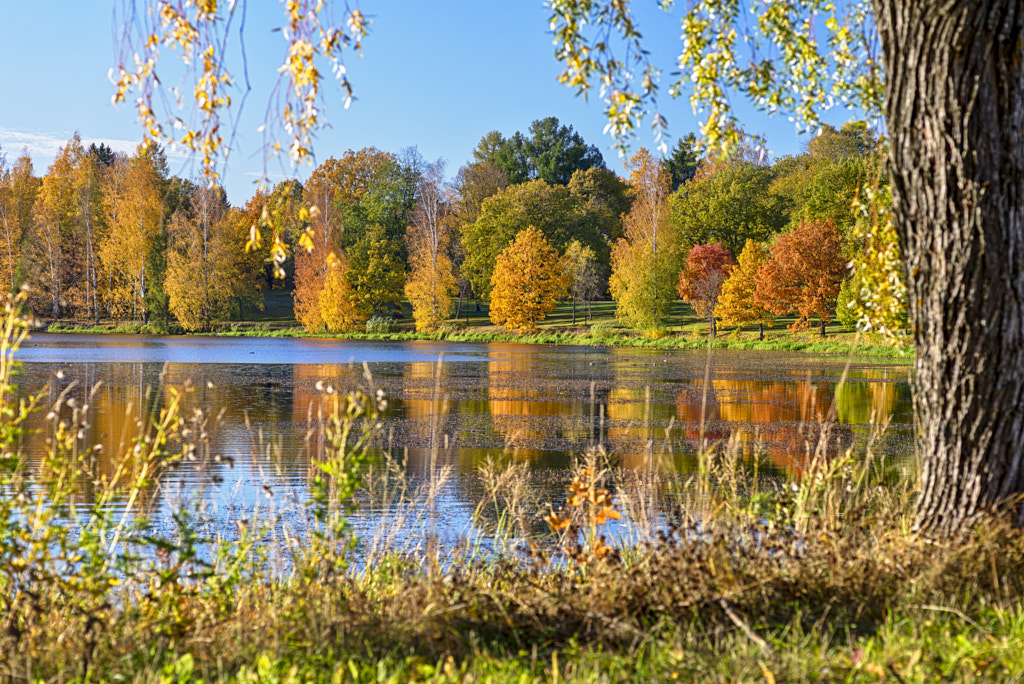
xmin=41 ymin=290 xmax=914 ymax=359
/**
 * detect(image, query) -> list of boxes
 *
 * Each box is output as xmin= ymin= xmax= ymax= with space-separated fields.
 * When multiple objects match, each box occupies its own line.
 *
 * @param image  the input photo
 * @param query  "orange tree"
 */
xmin=755 ymin=219 xmax=848 ymax=337
xmin=716 ymin=239 xmax=774 ymax=340
xmin=489 ymin=226 xmax=568 ymax=333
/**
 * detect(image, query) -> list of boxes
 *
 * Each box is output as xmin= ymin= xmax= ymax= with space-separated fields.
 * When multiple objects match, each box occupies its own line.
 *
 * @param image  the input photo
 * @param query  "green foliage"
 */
xmin=664 ymin=132 xmax=701 ymax=190
xmin=563 ymin=239 xmax=604 ymax=324
xmin=345 ymin=226 xmax=406 ymax=318
xmin=566 ymin=166 xmax=633 ymax=242
xmin=843 ymin=189 xmax=908 ymax=343
xmin=364 ymin=315 xmax=394 ymax=334
xmin=669 ymin=161 xmax=789 ymax=255
xmin=461 ymin=179 xmax=609 ymax=299
xmin=609 ymin=239 xmax=677 ymax=330
xmin=771 ymin=125 xmax=880 ymax=234
xmin=343 ymin=153 xmax=418 ymax=250
xmin=472 ymin=116 xmax=606 ymax=185
xmin=588 ymin=320 xmax=617 ymax=339
xmin=549 ymin=0 xmax=882 ymax=154
xmin=836 ymin=277 xmax=859 ymax=332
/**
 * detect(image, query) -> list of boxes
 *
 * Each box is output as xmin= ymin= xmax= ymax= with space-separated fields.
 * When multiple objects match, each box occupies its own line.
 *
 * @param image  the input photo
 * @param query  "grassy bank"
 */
xmin=1 ymin=290 xmax=1016 ymax=682
xmin=43 ymin=290 xmax=914 ymax=359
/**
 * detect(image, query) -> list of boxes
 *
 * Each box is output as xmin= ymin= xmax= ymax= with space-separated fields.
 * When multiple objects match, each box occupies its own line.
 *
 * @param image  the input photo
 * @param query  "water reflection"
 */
xmin=16 ymin=336 xmax=915 ymax=533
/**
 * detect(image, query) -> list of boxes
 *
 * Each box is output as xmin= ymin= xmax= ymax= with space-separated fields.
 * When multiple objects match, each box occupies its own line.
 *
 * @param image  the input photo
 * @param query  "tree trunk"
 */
xmin=572 ymin=299 xmax=576 ymax=326
xmin=758 ymin=321 xmax=763 ymax=341
xmin=876 ymin=1 xmax=1024 ymax=535
xmin=819 ymin=317 xmax=825 ymax=338
xmin=709 ymin=314 xmax=716 ymax=339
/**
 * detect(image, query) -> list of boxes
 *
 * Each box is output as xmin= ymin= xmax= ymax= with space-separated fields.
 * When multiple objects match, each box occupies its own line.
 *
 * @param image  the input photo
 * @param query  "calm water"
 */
xmin=16 ymin=334 xmax=915 ymax=544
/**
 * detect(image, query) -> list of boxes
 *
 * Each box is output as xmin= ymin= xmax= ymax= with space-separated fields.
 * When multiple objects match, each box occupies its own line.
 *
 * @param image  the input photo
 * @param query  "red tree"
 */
xmin=677 ymin=242 xmax=735 ymax=338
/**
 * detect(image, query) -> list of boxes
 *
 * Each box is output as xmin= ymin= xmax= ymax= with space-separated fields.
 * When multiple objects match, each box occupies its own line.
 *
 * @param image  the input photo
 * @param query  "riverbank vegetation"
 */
xmin=3 ymin=119 xmax=906 ymax=351
xmin=1 ymin=293 xmax=1016 ymax=682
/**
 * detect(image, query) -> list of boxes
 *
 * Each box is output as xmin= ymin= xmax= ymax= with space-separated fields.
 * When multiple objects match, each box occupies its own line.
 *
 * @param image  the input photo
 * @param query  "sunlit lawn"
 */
xmin=244 ymin=290 xmax=863 ymax=343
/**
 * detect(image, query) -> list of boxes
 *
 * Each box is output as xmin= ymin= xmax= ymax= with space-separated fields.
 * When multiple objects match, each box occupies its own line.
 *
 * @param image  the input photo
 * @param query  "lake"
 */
xmin=15 ymin=333 xmax=915 ymax=549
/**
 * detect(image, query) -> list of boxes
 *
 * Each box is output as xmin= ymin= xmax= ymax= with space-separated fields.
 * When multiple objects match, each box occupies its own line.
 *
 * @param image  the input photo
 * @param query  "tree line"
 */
xmin=0 ymin=135 xmax=264 ymax=331
xmin=0 ymin=117 xmax=901 ymax=338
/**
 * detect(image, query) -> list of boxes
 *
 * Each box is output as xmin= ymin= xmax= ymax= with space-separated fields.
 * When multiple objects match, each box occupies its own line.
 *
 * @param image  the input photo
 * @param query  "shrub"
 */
xmin=365 ymin=316 xmax=395 ymax=334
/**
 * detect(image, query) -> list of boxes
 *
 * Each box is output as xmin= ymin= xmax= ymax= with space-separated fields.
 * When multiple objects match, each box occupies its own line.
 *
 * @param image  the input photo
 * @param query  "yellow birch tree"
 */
xmin=609 ymin=148 xmax=678 ymax=330
xmin=99 ymin=144 xmax=163 ymax=321
xmin=405 ymin=159 xmax=457 ymax=331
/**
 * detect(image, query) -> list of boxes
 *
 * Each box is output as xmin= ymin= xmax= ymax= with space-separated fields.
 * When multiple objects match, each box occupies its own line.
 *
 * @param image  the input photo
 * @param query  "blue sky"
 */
xmin=0 ymin=1 xmax=858 ymax=204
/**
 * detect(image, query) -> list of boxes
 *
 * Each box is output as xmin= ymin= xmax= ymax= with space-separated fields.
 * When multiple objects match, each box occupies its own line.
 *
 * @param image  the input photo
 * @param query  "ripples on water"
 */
xmin=17 ymin=333 xmax=915 ymax=553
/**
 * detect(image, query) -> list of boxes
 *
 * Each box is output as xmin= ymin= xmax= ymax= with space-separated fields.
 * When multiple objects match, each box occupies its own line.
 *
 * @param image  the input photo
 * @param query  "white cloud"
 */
xmin=0 ymin=127 xmax=139 ymax=161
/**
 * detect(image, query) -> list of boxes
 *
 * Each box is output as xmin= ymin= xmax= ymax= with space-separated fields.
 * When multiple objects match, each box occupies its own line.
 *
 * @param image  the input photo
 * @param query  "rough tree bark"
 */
xmin=876 ymin=1 xmax=1024 ymax=535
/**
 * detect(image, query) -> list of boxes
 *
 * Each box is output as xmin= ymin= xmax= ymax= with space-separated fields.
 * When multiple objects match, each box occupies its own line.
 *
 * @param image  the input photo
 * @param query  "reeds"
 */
xmin=2 ymin=291 xmax=1023 ymax=682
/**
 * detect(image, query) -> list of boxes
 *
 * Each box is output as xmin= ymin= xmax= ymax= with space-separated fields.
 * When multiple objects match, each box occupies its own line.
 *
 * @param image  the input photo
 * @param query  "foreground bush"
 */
xmin=2 ymin=291 xmax=1022 ymax=682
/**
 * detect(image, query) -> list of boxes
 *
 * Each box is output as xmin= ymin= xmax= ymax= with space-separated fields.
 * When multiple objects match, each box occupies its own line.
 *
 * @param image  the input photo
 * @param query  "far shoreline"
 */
xmin=37 ymin=320 xmax=914 ymax=361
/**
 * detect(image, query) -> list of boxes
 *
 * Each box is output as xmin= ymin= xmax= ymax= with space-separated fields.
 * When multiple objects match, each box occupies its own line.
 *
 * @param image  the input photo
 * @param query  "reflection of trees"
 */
xmin=605 ymin=385 xmax=678 ymax=471
xmin=25 ymin=362 xmax=169 ymax=509
xmin=675 ymin=378 xmax=855 ymax=476
xmin=487 ymin=349 xmax=586 ymax=459
xmin=400 ymin=361 xmax=460 ymax=471
xmin=835 ymin=370 xmax=901 ymax=426
xmin=835 ymin=369 xmax=911 ymax=462
xmin=291 ymin=363 xmax=362 ymax=426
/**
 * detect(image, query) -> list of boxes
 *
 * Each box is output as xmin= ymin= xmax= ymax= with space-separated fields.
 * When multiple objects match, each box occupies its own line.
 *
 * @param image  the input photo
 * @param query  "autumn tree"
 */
xmin=549 ymin=0 xmax=1024 ymax=535
xmin=100 ymin=143 xmax=165 ymax=322
xmin=461 ymin=179 xmax=608 ymax=299
xmin=451 ymin=161 xmax=509 ymax=309
xmin=677 ymin=243 xmax=735 ymax=339
xmin=717 ymin=239 xmax=774 ymax=340
xmin=29 ymin=137 xmax=81 ymax=320
xmin=840 ymin=194 xmax=907 ymax=342
xmin=259 ymin=179 xmax=308 ymax=287
xmin=319 ymin=253 xmax=362 ymax=333
xmin=755 ymin=219 xmax=848 ymax=337
xmin=489 ymin=226 xmax=568 ymax=333
xmin=73 ymin=148 xmax=105 ymax=323
xmin=294 ymin=157 xmax=347 ymax=331
xmin=609 ymin=148 xmax=678 ymax=330
xmin=0 ymin=151 xmax=37 ymax=292
xmin=564 ymin=240 xmax=604 ymax=325
xmin=343 ymin=150 xmax=419 ymax=249
xmin=405 ymin=159 xmax=458 ymax=331
xmin=0 ymin=154 xmax=12 ymax=292
xmin=165 ymin=183 xmax=263 ymax=331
